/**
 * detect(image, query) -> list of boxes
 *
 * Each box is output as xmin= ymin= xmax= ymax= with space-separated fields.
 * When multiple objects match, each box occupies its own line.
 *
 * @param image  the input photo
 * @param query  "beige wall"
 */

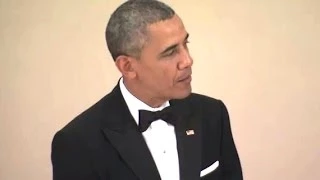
xmin=1 ymin=0 xmax=319 ymax=179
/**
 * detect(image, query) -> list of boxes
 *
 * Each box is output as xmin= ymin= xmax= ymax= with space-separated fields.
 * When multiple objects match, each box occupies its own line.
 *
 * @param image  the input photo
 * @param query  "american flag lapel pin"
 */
xmin=186 ymin=129 xmax=195 ymax=136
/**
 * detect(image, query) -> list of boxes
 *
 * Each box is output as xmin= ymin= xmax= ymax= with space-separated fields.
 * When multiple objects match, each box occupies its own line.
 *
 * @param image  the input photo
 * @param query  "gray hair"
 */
xmin=105 ymin=0 xmax=175 ymax=61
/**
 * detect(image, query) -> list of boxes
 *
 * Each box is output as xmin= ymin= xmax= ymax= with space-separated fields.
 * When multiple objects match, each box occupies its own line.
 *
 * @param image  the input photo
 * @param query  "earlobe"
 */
xmin=115 ymin=55 xmax=136 ymax=79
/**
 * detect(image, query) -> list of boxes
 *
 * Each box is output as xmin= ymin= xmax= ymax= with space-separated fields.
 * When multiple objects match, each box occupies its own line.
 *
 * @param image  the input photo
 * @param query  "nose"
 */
xmin=178 ymin=50 xmax=193 ymax=70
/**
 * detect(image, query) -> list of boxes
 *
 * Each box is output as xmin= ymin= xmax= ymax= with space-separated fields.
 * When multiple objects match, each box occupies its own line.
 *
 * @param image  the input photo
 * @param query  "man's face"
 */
xmin=132 ymin=15 xmax=193 ymax=103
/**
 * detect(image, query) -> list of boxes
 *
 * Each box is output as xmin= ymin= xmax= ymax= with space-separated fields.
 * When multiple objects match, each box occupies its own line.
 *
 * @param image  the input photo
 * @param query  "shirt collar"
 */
xmin=119 ymin=77 xmax=170 ymax=125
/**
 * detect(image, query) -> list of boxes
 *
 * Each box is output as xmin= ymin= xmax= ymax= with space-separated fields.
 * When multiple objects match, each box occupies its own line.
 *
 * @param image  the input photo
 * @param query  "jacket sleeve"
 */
xmin=219 ymin=100 xmax=243 ymax=180
xmin=51 ymin=130 xmax=100 ymax=180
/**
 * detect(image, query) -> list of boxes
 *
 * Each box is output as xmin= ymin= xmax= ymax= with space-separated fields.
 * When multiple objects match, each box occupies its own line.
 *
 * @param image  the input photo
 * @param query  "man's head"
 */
xmin=105 ymin=0 xmax=193 ymax=107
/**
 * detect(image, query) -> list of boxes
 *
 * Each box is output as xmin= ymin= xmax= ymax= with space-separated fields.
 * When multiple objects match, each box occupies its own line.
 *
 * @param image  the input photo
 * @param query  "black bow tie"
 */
xmin=138 ymin=106 xmax=176 ymax=132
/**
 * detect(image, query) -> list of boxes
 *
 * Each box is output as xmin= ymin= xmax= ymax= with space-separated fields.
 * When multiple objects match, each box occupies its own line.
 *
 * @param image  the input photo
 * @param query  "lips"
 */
xmin=178 ymin=75 xmax=192 ymax=82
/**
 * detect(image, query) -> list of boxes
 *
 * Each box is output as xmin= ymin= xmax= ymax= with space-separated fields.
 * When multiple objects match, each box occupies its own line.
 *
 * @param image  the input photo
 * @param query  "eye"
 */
xmin=184 ymin=40 xmax=190 ymax=48
xmin=166 ymin=48 xmax=177 ymax=56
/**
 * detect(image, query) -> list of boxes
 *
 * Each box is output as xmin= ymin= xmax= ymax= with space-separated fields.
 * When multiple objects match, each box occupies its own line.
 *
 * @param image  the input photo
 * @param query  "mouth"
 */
xmin=178 ymin=75 xmax=192 ymax=83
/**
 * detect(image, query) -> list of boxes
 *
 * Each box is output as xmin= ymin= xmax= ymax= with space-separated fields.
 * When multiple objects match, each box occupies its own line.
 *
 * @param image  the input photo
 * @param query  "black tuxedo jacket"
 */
xmin=51 ymin=83 xmax=243 ymax=180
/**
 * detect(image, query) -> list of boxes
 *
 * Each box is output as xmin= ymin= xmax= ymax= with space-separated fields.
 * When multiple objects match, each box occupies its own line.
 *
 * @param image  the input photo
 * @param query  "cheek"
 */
xmin=136 ymin=63 xmax=153 ymax=79
xmin=161 ymin=67 xmax=178 ymax=87
xmin=141 ymin=61 xmax=178 ymax=88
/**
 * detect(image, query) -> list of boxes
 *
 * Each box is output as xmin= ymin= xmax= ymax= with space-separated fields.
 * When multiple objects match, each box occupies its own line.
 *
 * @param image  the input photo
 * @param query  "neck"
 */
xmin=123 ymin=78 xmax=166 ymax=108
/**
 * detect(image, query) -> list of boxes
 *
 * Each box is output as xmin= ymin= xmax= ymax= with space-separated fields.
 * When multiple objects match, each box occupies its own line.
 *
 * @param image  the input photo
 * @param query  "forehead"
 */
xmin=146 ymin=15 xmax=188 ymax=48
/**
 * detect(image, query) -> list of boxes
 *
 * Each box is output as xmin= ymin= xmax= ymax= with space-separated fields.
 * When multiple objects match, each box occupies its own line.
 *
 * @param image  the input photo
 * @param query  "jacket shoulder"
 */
xmin=56 ymin=91 xmax=115 ymax=135
xmin=187 ymin=92 xmax=222 ymax=106
xmin=184 ymin=93 xmax=230 ymax=117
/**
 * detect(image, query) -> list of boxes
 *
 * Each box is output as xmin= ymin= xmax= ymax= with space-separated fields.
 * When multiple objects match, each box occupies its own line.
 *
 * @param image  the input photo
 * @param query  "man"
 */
xmin=51 ymin=0 xmax=243 ymax=180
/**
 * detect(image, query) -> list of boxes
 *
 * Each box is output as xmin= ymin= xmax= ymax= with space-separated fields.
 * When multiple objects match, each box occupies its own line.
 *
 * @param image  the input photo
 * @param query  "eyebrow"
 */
xmin=159 ymin=33 xmax=189 ymax=57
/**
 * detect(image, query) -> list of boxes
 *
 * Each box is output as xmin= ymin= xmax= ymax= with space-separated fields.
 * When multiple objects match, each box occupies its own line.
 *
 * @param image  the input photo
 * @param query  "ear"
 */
xmin=115 ymin=55 xmax=137 ymax=79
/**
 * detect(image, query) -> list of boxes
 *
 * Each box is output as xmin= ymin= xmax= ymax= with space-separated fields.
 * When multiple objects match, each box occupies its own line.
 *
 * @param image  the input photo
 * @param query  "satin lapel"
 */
xmin=102 ymin=128 xmax=161 ymax=180
xmin=101 ymin=84 xmax=161 ymax=180
xmin=171 ymin=98 xmax=202 ymax=180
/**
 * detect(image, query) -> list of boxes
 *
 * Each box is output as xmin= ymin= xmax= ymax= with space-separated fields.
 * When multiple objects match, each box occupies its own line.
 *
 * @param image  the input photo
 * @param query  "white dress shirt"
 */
xmin=119 ymin=77 xmax=180 ymax=180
